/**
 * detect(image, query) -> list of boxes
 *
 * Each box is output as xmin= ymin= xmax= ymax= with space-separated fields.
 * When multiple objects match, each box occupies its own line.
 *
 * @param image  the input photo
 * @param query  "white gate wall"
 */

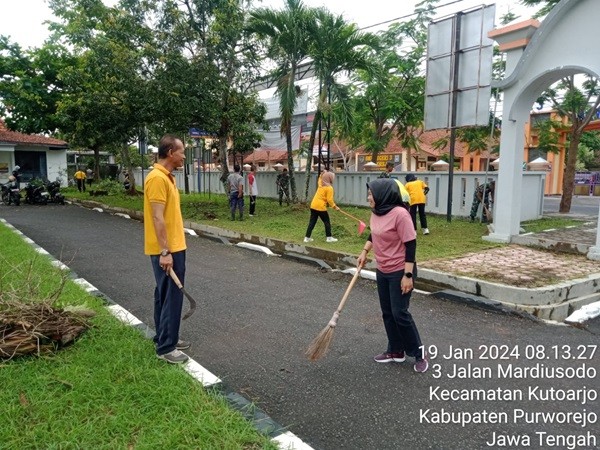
xmin=132 ymin=170 xmax=545 ymax=221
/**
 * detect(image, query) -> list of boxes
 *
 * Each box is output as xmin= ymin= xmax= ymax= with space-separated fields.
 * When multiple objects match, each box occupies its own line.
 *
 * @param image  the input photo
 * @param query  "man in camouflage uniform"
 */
xmin=276 ymin=168 xmax=290 ymax=206
xmin=378 ymin=161 xmax=394 ymax=178
xmin=469 ymin=180 xmax=495 ymax=222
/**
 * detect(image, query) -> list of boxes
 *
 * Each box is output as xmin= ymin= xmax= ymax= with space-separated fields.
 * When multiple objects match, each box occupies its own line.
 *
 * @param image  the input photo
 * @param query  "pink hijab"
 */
xmin=321 ymin=171 xmax=335 ymax=187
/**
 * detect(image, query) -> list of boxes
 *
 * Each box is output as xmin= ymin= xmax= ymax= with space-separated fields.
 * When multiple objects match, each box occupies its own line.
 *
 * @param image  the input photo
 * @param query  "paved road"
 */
xmin=544 ymin=195 xmax=600 ymax=217
xmin=1 ymin=204 xmax=598 ymax=450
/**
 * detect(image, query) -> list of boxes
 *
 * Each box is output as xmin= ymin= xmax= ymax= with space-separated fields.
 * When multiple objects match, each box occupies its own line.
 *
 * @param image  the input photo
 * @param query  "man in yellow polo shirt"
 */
xmin=144 ymin=134 xmax=189 ymax=364
xmin=74 ymin=169 xmax=86 ymax=192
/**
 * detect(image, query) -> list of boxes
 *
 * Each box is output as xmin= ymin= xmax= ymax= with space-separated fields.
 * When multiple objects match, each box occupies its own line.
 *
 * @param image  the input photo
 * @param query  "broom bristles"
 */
xmin=305 ymin=324 xmax=336 ymax=361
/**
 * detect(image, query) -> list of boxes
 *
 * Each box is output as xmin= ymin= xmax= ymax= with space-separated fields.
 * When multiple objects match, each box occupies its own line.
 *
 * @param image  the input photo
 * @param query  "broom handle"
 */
xmin=335 ymin=268 xmax=362 ymax=314
xmin=337 ymin=208 xmax=362 ymax=223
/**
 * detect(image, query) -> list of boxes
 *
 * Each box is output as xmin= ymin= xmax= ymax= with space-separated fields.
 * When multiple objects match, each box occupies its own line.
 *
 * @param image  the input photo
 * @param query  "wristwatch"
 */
xmin=404 ymin=272 xmax=413 ymax=279
xmin=160 ymin=249 xmax=171 ymax=257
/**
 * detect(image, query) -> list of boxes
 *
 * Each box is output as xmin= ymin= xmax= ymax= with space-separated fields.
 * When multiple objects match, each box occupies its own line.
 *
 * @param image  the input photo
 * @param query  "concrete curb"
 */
xmin=70 ymin=199 xmax=600 ymax=322
xmin=1 ymin=218 xmax=314 ymax=450
xmin=418 ymin=267 xmax=600 ymax=321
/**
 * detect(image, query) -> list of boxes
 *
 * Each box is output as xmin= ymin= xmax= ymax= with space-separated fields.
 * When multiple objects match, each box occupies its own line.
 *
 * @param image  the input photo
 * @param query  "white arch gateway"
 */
xmin=487 ymin=0 xmax=600 ymax=253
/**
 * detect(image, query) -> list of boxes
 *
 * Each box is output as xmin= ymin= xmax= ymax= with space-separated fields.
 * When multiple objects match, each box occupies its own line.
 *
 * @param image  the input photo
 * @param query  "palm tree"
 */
xmin=332 ymin=2 xmax=435 ymax=175
xmin=302 ymin=9 xmax=378 ymax=197
xmin=248 ymin=0 xmax=315 ymax=202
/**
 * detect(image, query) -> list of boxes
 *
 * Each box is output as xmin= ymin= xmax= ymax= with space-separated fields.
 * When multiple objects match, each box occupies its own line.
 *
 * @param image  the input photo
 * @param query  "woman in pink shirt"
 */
xmin=357 ymin=178 xmax=428 ymax=373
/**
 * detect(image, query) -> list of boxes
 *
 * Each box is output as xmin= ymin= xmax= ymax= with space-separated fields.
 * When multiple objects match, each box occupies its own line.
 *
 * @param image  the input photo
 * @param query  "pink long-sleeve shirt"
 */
xmin=370 ymin=206 xmax=416 ymax=273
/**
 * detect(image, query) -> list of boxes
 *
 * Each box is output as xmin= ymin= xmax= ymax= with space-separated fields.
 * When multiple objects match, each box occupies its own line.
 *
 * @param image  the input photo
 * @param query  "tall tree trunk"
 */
xmin=304 ymin=108 xmax=322 ymax=200
xmin=286 ymin=129 xmax=297 ymax=202
xmin=94 ymin=148 xmax=101 ymax=181
xmin=559 ymin=135 xmax=580 ymax=213
xmin=218 ymin=138 xmax=230 ymax=192
xmin=120 ymin=142 xmax=136 ymax=194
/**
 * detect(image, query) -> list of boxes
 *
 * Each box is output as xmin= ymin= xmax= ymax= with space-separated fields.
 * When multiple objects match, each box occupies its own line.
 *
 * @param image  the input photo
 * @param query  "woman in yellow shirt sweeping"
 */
xmin=304 ymin=171 xmax=340 ymax=243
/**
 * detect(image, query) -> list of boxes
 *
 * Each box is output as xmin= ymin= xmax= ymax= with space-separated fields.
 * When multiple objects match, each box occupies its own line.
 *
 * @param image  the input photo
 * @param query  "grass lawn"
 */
xmin=68 ymin=187 xmax=584 ymax=261
xmin=0 ymin=224 xmax=277 ymax=449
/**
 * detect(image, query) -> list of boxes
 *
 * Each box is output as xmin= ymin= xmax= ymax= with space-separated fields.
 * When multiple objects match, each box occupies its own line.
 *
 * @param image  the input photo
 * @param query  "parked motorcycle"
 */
xmin=1 ymin=176 xmax=21 ymax=206
xmin=45 ymin=180 xmax=65 ymax=205
xmin=24 ymin=181 xmax=50 ymax=205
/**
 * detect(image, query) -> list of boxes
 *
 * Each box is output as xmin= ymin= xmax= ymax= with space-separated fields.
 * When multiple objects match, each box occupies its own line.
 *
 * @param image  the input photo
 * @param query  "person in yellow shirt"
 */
xmin=74 ymin=169 xmax=86 ymax=192
xmin=144 ymin=134 xmax=189 ymax=364
xmin=304 ymin=171 xmax=340 ymax=243
xmin=404 ymin=173 xmax=430 ymax=235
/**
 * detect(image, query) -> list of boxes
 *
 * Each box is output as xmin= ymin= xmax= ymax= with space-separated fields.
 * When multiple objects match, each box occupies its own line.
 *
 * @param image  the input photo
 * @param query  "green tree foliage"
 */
xmin=0 ymin=37 xmax=75 ymax=134
xmin=535 ymin=118 xmax=562 ymax=154
xmin=576 ymin=144 xmax=595 ymax=171
xmin=248 ymin=0 xmax=316 ymax=202
xmin=3 ymin=0 xmax=265 ymax=196
xmin=302 ymin=8 xmax=378 ymax=198
xmin=536 ymin=76 xmax=600 ymax=212
xmin=339 ymin=0 xmax=437 ymax=169
xmin=47 ymin=0 xmax=160 ymax=192
xmin=161 ymin=0 xmax=266 ymax=191
xmin=580 ymin=130 xmax=600 ymax=153
xmin=517 ymin=0 xmax=599 ymax=211
xmin=519 ymin=0 xmax=561 ymax=18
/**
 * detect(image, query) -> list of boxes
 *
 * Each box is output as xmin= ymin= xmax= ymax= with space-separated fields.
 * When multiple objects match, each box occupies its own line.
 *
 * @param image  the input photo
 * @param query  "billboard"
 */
xmin=425 ymin=5 xmax=496 ymax=130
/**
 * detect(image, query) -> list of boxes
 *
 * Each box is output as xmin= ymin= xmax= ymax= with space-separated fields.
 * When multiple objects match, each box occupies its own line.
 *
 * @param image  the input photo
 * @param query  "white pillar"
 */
xmin=586 ymin=202 xmax=600 ymax=260
xmin=485 ymin=107 xmax=526 ymax=243
xmin=485 ymin=20 xmax=540 ymax=243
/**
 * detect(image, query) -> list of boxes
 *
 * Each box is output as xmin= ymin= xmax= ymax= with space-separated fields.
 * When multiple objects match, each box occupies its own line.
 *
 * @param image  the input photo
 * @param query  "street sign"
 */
xmin=189 ymin=128 xmax=214 ymax=138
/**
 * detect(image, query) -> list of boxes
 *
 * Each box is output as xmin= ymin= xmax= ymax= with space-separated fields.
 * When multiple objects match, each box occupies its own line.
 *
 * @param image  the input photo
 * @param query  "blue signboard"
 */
xmin=189 ymin=128 xmax=214 ymax=138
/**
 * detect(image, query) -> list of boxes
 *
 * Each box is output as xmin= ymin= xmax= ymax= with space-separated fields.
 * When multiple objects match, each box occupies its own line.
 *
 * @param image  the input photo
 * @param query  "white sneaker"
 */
xmin=326 ymin=237 xmax=338 ymax=243
xmin=303 ymin=237 xmax=313 ymax=243
xmin=423 ymin=228 xmax=430 ymax=235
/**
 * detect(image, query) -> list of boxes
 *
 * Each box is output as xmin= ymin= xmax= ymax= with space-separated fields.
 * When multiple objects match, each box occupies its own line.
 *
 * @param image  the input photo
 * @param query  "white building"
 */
xmin=0 ymin=120 xmax=68 ymax=185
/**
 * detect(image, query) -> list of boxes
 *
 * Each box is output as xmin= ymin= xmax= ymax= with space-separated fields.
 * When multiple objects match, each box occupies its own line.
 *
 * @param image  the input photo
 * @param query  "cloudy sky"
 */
xmin=0 ymin=0 xmax=537 ymax=49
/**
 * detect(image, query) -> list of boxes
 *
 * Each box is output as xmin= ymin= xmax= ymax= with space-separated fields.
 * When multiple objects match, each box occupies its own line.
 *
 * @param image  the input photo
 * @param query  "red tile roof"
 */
xmin=0 ymin=120 xmax=68 ymax=147
xmin=255 ymin=128 xmax=494 ymax=160
xmin=359 ymin=129 xmax=494 ymax=159
xmin=243 ymin=149 xmax=287 ymax=164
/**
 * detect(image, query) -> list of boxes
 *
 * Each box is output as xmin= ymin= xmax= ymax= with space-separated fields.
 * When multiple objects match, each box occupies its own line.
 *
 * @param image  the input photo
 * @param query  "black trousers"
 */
xmin=305 ymin=209 xmax=332 ymax=238
xmin=409 ymin=203 xmax=427 ymax=229
xmin=376 ymin=268 xmax=423 ymax=359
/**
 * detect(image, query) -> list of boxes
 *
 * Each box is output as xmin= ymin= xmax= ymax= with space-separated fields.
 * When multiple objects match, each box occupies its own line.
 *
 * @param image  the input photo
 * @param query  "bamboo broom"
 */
xmin=306 ymin=267 xmax=362 ymax=361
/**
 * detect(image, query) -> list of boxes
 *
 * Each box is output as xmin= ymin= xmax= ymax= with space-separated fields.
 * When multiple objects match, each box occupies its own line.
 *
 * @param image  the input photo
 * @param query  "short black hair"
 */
xmin=158 ymin=134 xmax=181 ymax=159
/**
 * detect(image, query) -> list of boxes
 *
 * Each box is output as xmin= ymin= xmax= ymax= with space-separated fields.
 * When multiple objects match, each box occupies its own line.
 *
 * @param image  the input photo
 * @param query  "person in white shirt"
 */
xmin=248 ymin=165 xmax=258 ymax=216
